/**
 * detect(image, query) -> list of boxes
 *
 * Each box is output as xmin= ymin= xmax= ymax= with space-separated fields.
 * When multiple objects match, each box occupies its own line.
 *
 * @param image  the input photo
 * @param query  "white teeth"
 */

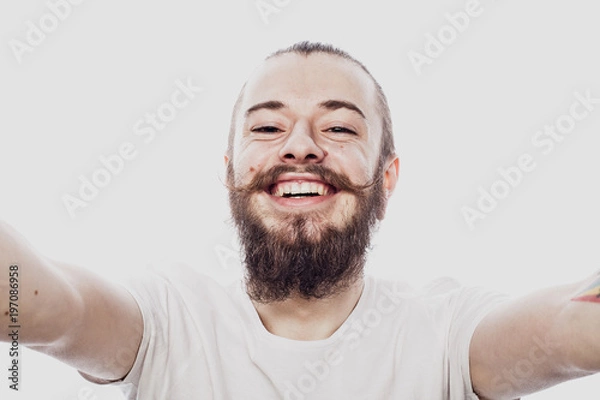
xmin=272 ymin=181 xmax=331 ymax=197
xmin=275 ymin=185 xmax=285 ymax=197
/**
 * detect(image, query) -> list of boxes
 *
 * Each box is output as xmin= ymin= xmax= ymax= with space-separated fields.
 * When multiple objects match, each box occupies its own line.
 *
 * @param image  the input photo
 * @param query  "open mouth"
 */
xmin=267 ymin=180 xmax=337 ymax=198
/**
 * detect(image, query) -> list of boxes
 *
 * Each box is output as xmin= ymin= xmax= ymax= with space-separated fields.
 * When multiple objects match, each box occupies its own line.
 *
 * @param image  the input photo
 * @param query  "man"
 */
xmin=1 ymin=41 xmax=600 ymax=399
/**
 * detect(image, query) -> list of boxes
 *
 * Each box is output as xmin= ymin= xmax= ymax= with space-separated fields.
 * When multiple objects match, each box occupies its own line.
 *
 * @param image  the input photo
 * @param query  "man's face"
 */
xmin=226 ymin=53 xmax=398 ymax=302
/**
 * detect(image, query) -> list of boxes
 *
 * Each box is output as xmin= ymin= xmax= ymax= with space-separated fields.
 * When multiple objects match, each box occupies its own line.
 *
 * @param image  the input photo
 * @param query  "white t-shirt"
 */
xmin=102 ymin=264 xmax=506 ymax=399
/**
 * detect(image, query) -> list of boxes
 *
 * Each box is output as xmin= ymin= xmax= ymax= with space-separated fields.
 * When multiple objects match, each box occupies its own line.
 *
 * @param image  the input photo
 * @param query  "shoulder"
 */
xmin=123 ymin=262 xmax=242 ymax=320
xmin=367 ymin=274 xmax=509 ymax=320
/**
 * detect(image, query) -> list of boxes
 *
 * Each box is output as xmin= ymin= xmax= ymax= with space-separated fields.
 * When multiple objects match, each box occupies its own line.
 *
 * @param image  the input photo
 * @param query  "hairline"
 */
xmin=226 ymin=43 xmax=395 ymax=173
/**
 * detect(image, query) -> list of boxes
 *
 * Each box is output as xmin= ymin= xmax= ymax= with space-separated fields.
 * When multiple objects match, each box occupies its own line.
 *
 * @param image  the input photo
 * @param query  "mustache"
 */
xmin=227 ymin=164 xmax=381 ymax=196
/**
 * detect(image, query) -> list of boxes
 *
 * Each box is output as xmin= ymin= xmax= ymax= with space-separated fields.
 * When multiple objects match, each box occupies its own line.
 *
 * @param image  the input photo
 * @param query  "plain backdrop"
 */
xmin=1 ymin=0 xmax=599 ymax=398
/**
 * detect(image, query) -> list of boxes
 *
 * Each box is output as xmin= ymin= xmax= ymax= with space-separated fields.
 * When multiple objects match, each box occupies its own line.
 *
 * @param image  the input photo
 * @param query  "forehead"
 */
xmin=241 ymin=53 xmax=378 ymax=117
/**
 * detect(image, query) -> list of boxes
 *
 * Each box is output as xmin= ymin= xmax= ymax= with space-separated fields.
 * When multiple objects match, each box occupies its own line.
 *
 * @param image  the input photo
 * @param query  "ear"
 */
xmin=224 ymin=154 xmax=231 ymax=185
xmin=383 ymin=155 xmax=399 ymax=197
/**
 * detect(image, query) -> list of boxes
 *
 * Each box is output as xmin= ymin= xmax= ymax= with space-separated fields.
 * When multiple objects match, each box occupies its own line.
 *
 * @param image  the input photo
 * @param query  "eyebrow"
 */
xmin=244 ymin=100 xmax=286 ymax=117
xmin=244 ymin=99 xmax=366 ymax=119
xmin=318 ymin=99 xmax=366 ymax=119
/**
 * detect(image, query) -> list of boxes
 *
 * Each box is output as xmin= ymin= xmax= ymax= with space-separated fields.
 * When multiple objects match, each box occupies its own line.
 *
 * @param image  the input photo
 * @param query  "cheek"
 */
xmin=353 ymin=153 xmax=378 ymax=181
xmin=234 ymin=142 xmax=275 ymax=175
xmin=233 ymin=147 xmax=267 ymax=184
xmin=327 ymin=194 xmax=359 ymax=227
xmin=332 ymin=151 xmax=373 ymax=182
xmin=328 ymin=144 xmax=372 ymax=172
xmin=234 ymin=162 xmax=262 ymax=186
xmin=243 ymin=159 xmax=266 ymax=174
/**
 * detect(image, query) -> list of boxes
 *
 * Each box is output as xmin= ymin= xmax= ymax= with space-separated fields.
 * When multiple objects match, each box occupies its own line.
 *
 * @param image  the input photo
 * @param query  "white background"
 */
xmin=1 ymin=0 xmax=599 ymax=398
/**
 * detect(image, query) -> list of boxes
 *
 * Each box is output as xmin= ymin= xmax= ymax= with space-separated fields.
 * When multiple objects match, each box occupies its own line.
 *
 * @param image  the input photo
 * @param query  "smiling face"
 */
xmin=226 ymin=50 xmax=398 ymax=302
xmin=228 ymin=52 xmax=397 ymax=233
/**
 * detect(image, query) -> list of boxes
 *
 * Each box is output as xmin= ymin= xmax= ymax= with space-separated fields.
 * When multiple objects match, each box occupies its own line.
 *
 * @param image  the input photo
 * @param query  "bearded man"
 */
xmin=2 ymin=41 xmax=600 ymax=400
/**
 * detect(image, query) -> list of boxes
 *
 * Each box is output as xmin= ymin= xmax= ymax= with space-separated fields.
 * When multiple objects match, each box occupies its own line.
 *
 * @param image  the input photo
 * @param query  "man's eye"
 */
xmin=251 ymin=126 xmax=281 ymax=133
xmin=327 ymin=126 xmax=356 ymax=134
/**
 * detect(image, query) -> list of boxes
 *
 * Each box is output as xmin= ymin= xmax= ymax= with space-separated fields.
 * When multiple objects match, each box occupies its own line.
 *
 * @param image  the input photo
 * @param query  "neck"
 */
xmin=251 ymin=277 xmax=365 ymax=341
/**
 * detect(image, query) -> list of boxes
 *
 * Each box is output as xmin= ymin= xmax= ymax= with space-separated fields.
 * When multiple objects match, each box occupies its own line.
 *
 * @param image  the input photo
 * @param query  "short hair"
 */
xmin=227 ymin=41 xmax=395 ymax=171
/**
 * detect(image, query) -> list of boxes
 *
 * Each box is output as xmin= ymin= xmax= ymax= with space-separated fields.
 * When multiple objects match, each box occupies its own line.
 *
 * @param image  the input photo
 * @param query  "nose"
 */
xmin=278 ymin=122 xmax=326 ymax=164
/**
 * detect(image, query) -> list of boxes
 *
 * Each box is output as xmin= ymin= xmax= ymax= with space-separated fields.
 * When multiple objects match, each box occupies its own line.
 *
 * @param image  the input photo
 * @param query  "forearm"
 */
xmin=0 ymin=220 xmax=143 ymax=381
xmin=0 ymin=220 xmax=84 ymax=345
xmin=555 ymin=272 xmax=600 ymax=373
xmin=471 ymin=273 xmax=600 ymax=399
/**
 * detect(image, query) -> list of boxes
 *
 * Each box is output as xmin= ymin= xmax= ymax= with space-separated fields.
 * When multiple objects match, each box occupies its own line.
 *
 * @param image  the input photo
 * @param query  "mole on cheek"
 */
xmin=35 ymin=290 xmax=39 ymax=295
xmin=249 ymin=167 xmax=255 ymax=173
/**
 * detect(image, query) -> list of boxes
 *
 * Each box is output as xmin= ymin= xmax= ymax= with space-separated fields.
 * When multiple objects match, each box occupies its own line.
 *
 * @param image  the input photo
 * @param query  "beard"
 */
xmin=228 ymin=162 xmax=387 ymax=303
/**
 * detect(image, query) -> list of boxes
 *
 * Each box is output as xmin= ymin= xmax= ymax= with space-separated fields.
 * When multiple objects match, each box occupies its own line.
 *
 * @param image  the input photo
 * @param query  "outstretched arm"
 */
xmin=0 ymin=220 xmax=142 ymax=382
xmin=470 ymin=272 xmax=600 ymax=399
